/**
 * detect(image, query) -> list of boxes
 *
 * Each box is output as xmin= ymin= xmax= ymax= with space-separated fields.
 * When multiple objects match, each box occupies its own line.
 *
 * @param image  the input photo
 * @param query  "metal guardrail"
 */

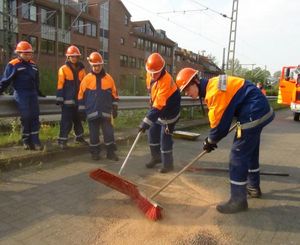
xmin=0 ymin=95 xmax=202 ymax=118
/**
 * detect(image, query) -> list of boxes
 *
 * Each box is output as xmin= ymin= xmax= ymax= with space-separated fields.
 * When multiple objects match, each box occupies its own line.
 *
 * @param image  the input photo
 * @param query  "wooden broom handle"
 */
xmin=150 ymin=123 xmax=237 ymax=199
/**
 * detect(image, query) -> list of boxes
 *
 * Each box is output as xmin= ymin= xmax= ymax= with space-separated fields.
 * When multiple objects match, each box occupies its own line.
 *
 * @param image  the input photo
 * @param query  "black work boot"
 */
xmin=146 ymin=145 xmax=161 ymax=168
xmin=158 ymin=152 xmax=174 ymax=174
xmin=216 ymin=199 xmax=248 ymax=214
xmin=75 ymin=137 xmax=89 ymax=145
xmin=106 ymin=144 xmax=119 ymax=161
xmin=145 ymin=158 xmax=161 ymax=168
xmin=107 ymin=151 xmax=119 ymax=161
xmin=247 ymin=186 xmax=262 ymax=198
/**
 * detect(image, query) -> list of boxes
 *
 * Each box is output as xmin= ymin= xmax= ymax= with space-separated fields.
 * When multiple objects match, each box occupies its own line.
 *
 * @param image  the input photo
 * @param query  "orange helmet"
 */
xmin=87 ymin=52 xmax=104 ymax=65
xmin=176 ymin=68 xmax=199 ymax=92
xmin=65 ymin=45 xmax=81 ymax=57
xmin=145 ymin=53 xmax=165 ymax=74
xmin=15 ymin=41 xmax=33 ymax=53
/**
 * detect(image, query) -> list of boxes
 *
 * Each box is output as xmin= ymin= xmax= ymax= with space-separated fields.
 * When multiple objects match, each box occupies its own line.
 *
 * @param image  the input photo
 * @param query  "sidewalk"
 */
xmin=0 ymin=118 xmax=209 ymax=171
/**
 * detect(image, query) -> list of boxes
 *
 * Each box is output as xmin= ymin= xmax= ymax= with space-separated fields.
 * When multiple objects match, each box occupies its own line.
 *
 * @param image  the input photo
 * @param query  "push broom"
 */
xmin=89 ymin=131 xmax=163 ymax=221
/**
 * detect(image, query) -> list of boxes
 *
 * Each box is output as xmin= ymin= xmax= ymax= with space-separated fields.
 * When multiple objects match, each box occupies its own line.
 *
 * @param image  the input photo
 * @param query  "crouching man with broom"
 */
xmin=139 ymin=53 xmax=181 ymax=173
xmin=176 ymin=68 xmax=274 ymax=214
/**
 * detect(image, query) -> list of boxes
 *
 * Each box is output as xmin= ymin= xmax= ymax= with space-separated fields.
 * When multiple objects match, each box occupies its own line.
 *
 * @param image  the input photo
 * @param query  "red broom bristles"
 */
xmin=133 ymin=192 xmax=162 ymax=221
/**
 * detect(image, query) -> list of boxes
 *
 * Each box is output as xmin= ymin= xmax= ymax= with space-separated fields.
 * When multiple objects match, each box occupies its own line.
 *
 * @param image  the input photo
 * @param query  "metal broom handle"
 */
xmin=118 ymin=131 xmax=142 ymax=175
xmin=150 ymin=123 xmax=237 ymax=199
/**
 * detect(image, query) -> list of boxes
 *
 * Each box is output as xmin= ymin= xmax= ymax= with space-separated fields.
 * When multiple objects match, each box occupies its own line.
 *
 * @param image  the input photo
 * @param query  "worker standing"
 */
xmin=56 ymin=45 xmax=88 ymax=149
xmin=78 ymin=52 xmax=119 ymax=161
xmin=176 ymin=68 xmax=274 ymax=213
xmin=0 ymin=41 xmax=44 ymax=150
xmin=139 ymin=53 xmax=181 ymax=173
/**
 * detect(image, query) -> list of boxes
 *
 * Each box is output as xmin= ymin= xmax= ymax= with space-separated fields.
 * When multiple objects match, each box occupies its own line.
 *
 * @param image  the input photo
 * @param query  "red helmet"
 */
xmin=87 ymin=52 xmax=104 ymax=65
xmin=145 ymin=53 xmax=165 ymax=74
xmin=65 ymin=45 xmax=81 ymax=57
xmin=15 ymin=41 xmax=33 ymax=53
xmin=176 ymin=68 xmax=199 ymax=92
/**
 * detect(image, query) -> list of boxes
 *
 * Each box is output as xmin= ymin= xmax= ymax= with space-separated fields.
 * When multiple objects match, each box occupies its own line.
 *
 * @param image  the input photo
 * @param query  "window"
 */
xmin=21 ymin=2 xmax=37 ymax=21
xmin=124 ymin=14 xmax=129 ymax=25
xmin=145 ymin=40 xmax=151 ymax=51
xmin=99 ymin=28 xmax=109 ymax=38
xmin=120 ymin=37 xmax=124 ymax=45
xmin=120 ymin=55 xmax=128 ymax=67
xmin=58 ymin=13 xmax=71 ymax=29
xmin=21 ymin=35 xmax=38 ymax=52
xmin=74 ymin=19 xmax=84 ymax=34
xmin=129 ymin=57 xmax=136 ymax=68
xmin=9 ymin=0 xmax=17 ymax=16
xmin=58 ymin=42 xmax=69 ymax=56
xmin=160 ymin=45 xmax=166 ymax=54
xmin=87 ymin=48 xmax=97 ymax=56
xmin=176 ymin=55 xmax=181 ymax=62
xmin=41 ymin=39 xmax=55 ymax=54
xmin=86 ymin=21 xmax=97 ymax=37
xmin=152 ymin=43 xmax=157 ymax=52
xmin=137 ymin=38 xmax=144 ymax=49
xmin=77 ymin=45 xmax=85 ymax=57
xmin=166 ymin=47 xmax=172 ymax=57
xmin=41 ymin=8 xmax=56 ymax=27
xmin=133 ymin=41 xmax=137 ymax=48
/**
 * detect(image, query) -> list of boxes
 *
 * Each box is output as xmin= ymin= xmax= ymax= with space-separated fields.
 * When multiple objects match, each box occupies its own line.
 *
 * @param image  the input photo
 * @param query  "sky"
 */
xmin=122 ymin=0 xmax=300 ymax=75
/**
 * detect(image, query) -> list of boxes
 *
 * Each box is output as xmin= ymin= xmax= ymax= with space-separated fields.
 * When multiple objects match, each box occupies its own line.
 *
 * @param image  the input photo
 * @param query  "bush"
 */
xmin=39 ymin=67 xmax=57 ymax=95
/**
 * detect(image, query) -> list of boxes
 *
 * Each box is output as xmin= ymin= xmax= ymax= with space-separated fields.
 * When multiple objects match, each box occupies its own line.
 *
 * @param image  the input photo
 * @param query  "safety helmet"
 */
xmin=65 ymin=45 xmax=81 ymax=57
xmin=87 ymin=52 xmax=104 ymax=65
xmin=15 ymin=41 xmax=33 ymax=53
xmin=176 ymin=68 xmax=199 ymax=92
xmin=145 ymin=53 xmax=165 ymax=74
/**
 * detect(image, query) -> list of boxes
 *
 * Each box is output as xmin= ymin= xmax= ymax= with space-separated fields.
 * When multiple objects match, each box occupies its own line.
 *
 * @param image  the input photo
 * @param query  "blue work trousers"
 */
xmin=229 ymin=128 xmax=262 ymax=200
xmin=14 ymin=91 xmax=40 ymax=145
xmin=88 ymin=117 xmax=115 ymax=155
xmin=58 ymin=105 xmax=84 ymax=143
xmin=148 ymin=121 xmax=176 ymax=168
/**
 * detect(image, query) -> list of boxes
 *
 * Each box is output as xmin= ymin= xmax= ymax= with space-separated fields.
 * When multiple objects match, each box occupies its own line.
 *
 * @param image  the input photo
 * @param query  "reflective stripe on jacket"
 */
xmin=0 ymin=58 xmax=39 ymax=93
xmin=56 ymin=62 xmax=86 ymax=105
xmin=205 ymin=75 xmax=244 ymax=128
xmin=143 ymin=70 xmax=181 ymax=125
xmin=78 ymin=71 xmax=119 ymax=120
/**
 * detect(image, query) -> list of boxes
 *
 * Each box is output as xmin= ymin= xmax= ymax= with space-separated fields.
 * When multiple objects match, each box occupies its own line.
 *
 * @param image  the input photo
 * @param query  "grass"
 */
xmin=0 ymin=101 xmax=287 ymax=148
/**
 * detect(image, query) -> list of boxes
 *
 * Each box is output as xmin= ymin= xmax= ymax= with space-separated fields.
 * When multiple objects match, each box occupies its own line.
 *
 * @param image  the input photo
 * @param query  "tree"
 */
xmin=273 ymin=70 xmax=281 ymax=79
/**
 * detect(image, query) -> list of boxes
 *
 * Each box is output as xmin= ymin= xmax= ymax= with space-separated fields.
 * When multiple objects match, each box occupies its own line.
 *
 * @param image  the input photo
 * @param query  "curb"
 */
xmin=0 ymin=119 xmax=209 ymax=172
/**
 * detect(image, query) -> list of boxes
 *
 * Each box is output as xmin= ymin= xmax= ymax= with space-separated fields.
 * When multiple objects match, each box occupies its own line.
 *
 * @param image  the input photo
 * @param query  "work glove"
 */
xmin=138 ymin=121 xmax=150 ymax=133
xmin=112 ymin=105 xmax=118 ymax=119
xmin=203 ymin=137 xmax=218 ymax=153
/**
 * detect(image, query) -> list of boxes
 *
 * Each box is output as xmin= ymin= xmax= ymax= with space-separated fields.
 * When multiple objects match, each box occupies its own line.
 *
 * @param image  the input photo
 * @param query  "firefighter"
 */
xmin=139 ymin=53 xmax=181 ymax=173
xmin=78 ymin=52 xmax=119 ymax=161
xmin=176 ymin=68 xmax=274 ymax=214
xmin=0 ymin=41 xmax=44 ymax=150
xmin=56 ymin=45 xmax=88 ymax=149
xmin=256 ymin=82 xmax=266 ymax=96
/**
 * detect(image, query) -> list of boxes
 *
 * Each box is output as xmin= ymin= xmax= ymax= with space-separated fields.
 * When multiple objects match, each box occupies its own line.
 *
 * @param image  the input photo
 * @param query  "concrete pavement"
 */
xmin=0 ymin=109 xmax=299 ymax=244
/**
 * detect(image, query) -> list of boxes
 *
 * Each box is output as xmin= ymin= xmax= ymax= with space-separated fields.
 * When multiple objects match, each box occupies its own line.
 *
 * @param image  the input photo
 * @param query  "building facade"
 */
xmin=0 ymin=0 xmax=221 ymax=95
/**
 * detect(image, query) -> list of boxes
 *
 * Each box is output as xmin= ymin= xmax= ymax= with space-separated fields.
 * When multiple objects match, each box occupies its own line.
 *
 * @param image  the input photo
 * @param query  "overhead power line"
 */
xmin=157 ymin=8 xmax=208 ymax=15
xmin=189 ymin=0 xmax=232 ymax=19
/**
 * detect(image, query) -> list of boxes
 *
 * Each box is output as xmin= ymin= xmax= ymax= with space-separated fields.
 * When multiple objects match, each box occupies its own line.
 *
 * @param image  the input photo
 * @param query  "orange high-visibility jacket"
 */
xmin=56 ymin=62 xmax=86 ymax=105
xmin=78 ymin=71 xmax=119 ymax=120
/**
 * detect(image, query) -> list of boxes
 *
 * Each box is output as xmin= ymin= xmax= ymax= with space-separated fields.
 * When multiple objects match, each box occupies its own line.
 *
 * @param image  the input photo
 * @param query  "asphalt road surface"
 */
xmin=0 ymin=109 xmax=299 ymax=245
